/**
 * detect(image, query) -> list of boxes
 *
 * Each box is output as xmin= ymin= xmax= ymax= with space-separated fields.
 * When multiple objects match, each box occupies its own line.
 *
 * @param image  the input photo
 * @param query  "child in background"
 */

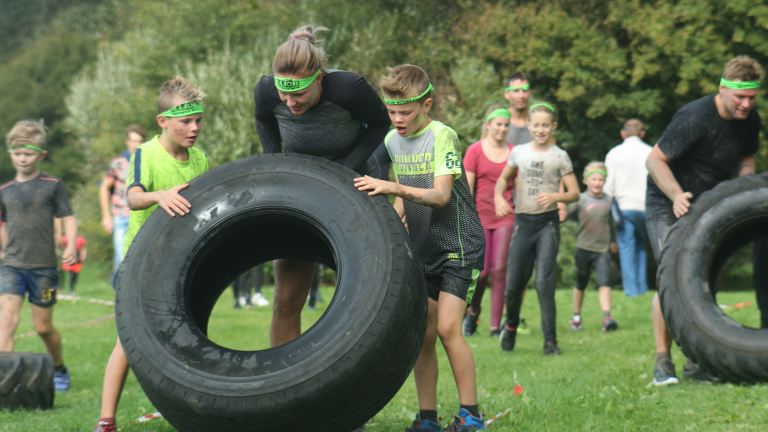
xmin=463 ymin=104 xmax=515 ymax=337
xmin=493 ymin=101 xmax=580 ymax=355
xmin=94 ymin=76 xmax=209 ymax=432
xmin=566 ymin=162 xmax=619 ymax=332
xmin=355 ymin=64 xmax=486 ymax=431
xmin=0 ymin=119 xmax=78 ymax=392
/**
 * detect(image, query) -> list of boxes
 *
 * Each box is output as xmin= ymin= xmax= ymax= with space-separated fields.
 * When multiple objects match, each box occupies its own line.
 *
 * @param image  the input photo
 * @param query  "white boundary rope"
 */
xmin=14 ymin=295 xmax=116 ymax=340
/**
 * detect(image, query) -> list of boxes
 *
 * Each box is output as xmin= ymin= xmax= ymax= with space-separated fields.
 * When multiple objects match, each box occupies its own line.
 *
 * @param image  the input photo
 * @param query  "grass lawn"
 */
xmin=2 ymin=262 xmax=767 ymax=431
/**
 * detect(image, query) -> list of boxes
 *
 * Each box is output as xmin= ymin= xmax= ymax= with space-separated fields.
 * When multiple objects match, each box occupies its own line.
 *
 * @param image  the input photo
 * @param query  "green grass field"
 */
xmin=2 ymin=262 xmax=767 ymax=431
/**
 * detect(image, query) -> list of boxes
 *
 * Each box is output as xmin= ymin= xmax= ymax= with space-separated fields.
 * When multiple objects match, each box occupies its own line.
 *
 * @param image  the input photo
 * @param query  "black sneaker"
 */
xmin=602 ymin=317 xmax=618 ymax=332
xmin=543 ymin=341 xmax=561 ymax=356
xmin=682 ymin=362 xmax=719 ymax=383
xmin=489 ymin=329 xmax=501 ymax=338
xmin=463 ymin=310 xmax=479 ymax=336
xmin=499 ymin=324 xmax=517 ymax=352
xmin=652 ymin=359 xmax=679 ymax=386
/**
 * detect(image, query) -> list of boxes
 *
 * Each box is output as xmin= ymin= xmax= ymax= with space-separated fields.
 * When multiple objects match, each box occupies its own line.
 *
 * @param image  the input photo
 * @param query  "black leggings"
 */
xmin=308 ymin=264 xmax=323 ymax=307
xmin=505 ymin=212 xmax=560 ymax=343
xmin=61 ymin=270 xmax=78 ymax=294
xmin=232 ymin=264 xmax=265 ymax=303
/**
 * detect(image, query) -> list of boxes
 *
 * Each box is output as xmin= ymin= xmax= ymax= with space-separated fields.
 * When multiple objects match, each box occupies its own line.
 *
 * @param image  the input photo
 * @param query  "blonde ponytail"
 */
xmin=273 ymin=25 xmax=329 ymax=77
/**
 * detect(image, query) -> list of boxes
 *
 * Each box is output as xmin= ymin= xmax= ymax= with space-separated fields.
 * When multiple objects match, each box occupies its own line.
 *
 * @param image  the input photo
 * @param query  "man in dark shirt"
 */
xmin=645 ymin=56 xmax=762 ymax=386
xmin=0 ymin=120 xmax=79 ymax=393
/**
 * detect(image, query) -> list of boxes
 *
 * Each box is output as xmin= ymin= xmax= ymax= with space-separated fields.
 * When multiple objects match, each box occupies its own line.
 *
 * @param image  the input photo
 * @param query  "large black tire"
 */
xmin=658 ymin=173 xmax=768 ymax=383
xmin=0 ymin=352 xmax=54 ymax=410
xmin=116 ymin=154 xmax=427 ymax=431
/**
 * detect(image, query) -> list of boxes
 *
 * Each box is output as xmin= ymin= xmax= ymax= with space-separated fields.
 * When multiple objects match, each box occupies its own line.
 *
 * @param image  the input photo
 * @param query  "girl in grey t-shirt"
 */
xmin=493 ymin=102 xmax=580 ymax=355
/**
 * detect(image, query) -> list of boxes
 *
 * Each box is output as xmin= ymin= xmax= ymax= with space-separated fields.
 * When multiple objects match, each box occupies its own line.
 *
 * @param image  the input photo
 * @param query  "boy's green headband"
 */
xmin=529 ymin=102 xmax=555 ymax=112
xmin=384 ymin=84 xmax=434 ymax=105
xmin=485 ymin=108 xmax=512 ymax=122
xmin=505 ymin=84 xmax=530 ymax=91
xmin=161 ymin=102 xmax=204 ymax=117
xmin=720 ymin=78 xmax=761 ymax=90
xmin=274 ymin=69 xmax=322 ymax=92
xmin=586 ymin=169 xmax=607 ymax=178
xmin=10 ymin=144 xmax=45 ymax=152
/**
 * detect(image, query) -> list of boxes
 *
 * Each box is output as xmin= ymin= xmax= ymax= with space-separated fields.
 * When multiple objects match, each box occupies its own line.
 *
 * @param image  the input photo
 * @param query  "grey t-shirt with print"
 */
xmin=566 ymin=192 xmax=617 ymax=253
xmin=385 ymin=121 xmax=485 ymax=275
xmin=506 ymin=142 xmax=574 ymax=214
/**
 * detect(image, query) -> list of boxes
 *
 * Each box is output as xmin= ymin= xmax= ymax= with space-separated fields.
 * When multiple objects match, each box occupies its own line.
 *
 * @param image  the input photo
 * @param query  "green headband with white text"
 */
xmin=505 ymin=84 xmax=530 ymax=91
xmin=274 ymin=69 xmax=322 ymax=92
xmin=485 ymin=108 xmax=512 ymax=122
xmin=529 ymin=102 xmax=555 ymax=112
xmin=585 ymin=169 xmax=607 ymax=179
xmin=161 ymin=102 xmax=204 ymax=117
xmin=720 ymin=78 xmax=761 ymax=90
xmin=10 ymin=144 xmax=45 ymax=152
xmin=384 ymin=83 xmax=434 ymax=105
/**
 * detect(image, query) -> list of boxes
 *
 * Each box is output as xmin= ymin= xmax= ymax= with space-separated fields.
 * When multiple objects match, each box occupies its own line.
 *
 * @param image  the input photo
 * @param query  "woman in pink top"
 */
xmin=463 ymin=104 xmax=515 ymax=337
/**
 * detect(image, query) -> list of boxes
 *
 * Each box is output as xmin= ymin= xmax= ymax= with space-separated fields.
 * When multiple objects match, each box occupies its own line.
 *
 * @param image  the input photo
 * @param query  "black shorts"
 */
xmin=574 ymin=248 xmax=611 ymax=290
xmin=0 ymin=266 xmax=58 ymax=307
xmin=424 ymin=267 xmax=480 ymax=303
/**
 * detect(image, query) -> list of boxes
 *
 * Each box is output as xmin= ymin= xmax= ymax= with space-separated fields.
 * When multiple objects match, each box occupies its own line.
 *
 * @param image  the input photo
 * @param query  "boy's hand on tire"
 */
xmin=158 ymin=184 xmax=191 ymax=216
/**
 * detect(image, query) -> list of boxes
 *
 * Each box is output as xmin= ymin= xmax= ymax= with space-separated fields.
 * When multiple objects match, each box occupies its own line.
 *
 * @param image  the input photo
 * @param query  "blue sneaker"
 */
xmin=54 ymin=370 xmax=71 ymax=392
xmin=446 ymin=408 xmax=486 ymax=431
xmin=405 ymin=414 xmax=442 ymax=432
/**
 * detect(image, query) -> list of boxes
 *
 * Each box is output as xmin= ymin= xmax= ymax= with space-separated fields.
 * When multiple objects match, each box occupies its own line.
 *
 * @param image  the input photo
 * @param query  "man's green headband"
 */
xmin=505 ymin=84 xmax=530 ymax=91
xmin=529 ymin=102 xmax=555 ymax=112
xmin=720 ymin=78 xmax=761 ymax=90
xmin=161 ymin=102 xmax=204 ymax=117
xmin=10 ymin=144 xmax=44 ymax=152
xmin=485 ymin=108 xmax=512 ymax=122
xmin=586 ymin=169 xmax=607 ymax=179
xmin=384 ymin=84 xmax=434 ymax=105
xmin=274 ymin=69 xmax=322 ymax=92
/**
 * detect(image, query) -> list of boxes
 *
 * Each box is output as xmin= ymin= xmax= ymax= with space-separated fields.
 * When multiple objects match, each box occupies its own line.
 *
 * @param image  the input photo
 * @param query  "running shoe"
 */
xmin=543 ymin=341 xmax=561 ymax=356
xmin=251 ymin=292 xmax=270 ymax=307
xmin=517 ymin=318 xmax=531 ymax=335
xmin=682 ymin=362 xmax=719 ymax=383
xmin=405 ymin=414 xmax=442 ymax=432
xmin=489 ymin=329 xmax=501 ymax=338
xmin=499 ymin=323 xmax=517 ymax=352
xmin=54 ymin=370 xmax=70 ymax=392
xmin=570 ymin=319 xmax=583 ymax=331
xmin=445 ymin=408 xmax=486 ymax=431
xmin=602 ymin=317 xmax=618 ymax=332
xmin=652 ymin=359 xmax=679 ymax=386
xmin=93 ymin=422 xmax=116 ymax=432
xmin=463 ymin=311 xmax=479 ymax=336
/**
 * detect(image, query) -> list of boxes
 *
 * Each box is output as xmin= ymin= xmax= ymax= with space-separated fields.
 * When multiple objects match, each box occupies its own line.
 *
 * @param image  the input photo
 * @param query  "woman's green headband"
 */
xmin=384 ymin=84 xmax=434 ymax=105
xmin=505 ymin=84 xmax=530 ymax=91
xmin=720 ymin=78 xmax=761 ymax=90
xmin=585 ymin=169 xmax=607 ymax=179
xmin=274 ymin=69 xmax=322 ymax=92
xmin=485 ymin=108 xmax=511 ymax=122
xmin=529 ymin=102 xmax=555 ymax=112
xmin=10 ymin=144 xmax=44 ymax=152
xmin=161 ymin=102 xmax=204 ymax=117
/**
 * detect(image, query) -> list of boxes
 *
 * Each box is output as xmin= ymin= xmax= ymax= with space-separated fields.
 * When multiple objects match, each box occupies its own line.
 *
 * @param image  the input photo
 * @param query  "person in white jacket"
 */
xmin=604 ymin=119 xmax=652 ymax=297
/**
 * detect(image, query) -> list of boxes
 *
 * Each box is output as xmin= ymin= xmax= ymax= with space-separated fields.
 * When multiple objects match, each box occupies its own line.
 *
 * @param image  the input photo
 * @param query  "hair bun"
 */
xmin=288 ymin=25 xmax=328 ymax=46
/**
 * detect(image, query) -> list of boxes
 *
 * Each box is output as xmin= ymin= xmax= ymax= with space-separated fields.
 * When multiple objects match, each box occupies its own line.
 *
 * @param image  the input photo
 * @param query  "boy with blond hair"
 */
xmin=354 ymin=64 xmax=486 ymax=432
xmin=565 ymin=161 xmax=619 ymax=332
xmin=0 ymin=119 xmax=78 ymax=392
xmin=94 ymin=76 xmax=209 ymax=432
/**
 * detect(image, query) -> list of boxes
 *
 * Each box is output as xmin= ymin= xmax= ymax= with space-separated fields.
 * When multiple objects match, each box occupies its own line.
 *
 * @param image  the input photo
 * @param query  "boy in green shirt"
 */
xmin=354 ymin=65 xmax=486 ymax=432
xmin=94 ymin=76 xmax=209 ymax=432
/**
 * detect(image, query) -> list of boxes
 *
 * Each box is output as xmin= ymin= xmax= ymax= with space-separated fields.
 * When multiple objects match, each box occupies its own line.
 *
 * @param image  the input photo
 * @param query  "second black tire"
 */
xmin=0 ymin=352 xmax=54 ymax=410
xmin=116 ymin=154 xmax=428 ymax=431
xmin=658 ymin=173 xmax=768 ymax=383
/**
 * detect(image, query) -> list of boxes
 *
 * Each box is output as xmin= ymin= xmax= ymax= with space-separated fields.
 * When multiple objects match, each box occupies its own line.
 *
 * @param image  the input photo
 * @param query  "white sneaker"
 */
xmin=238 ymin=296 xmax=247 ymax=307
xmin=251 ymin=292 xmax=270 ymax=307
